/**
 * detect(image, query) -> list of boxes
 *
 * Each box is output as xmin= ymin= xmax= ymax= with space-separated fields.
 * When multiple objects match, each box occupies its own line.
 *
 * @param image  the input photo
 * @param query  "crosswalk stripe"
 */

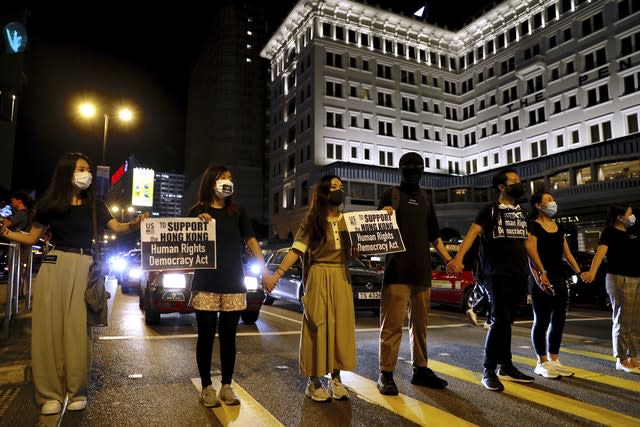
xmin=560 ymin=347 xmax=615 ymax=361
xmin=511 ymin=355 xmax=640 ymax=393
xmin=340 ymin=371 xmax=478 ymax=427
xmin=191 ymin=378 xmax=283 ymax=426
xmin=426 ymin=360 xmax=640 ymax=427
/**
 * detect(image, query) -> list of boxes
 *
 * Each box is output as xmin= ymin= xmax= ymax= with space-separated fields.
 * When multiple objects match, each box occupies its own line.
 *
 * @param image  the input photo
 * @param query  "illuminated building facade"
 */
xmin=261 ymin=0 xmax=640 ymax=249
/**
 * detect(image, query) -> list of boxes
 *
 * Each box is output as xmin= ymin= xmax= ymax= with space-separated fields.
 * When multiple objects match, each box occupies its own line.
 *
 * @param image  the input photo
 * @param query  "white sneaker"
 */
xmin=200 ymin=385 xmax=221 ymax=408
xmin=67 ymin=399 xmax=87 ymax=411
xmin=616 ymin=361 xmax=640 ymax=374
xmin=219 ymin=384 xmax=240 ymax=406
xmin=548 ymin=360 xmax=574 ymax=377
xmin=534 ymin=361 xmax=561 ymax=379
xmin=41 ymin=400 xmax=62 ymax=415
xmin=466 ymin=308 xmax=479 ymax=326
xmin=329 ymin=378 xmax=349 ymax=400
xmin=305 ymin=380 xmax=331 ymax=402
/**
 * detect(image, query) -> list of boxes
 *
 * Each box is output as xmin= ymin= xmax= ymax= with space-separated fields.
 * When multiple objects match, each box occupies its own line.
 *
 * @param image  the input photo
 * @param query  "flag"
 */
xmin=413 ymin=3 xmax=428 ymax=20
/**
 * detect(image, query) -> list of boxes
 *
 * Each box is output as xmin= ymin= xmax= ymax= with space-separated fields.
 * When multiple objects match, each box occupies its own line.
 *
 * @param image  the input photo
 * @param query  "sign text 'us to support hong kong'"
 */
xmin=140 ymin=218 xmax=216 ymax=270
xmin=343 ymin=211 xmax=405 ymax=256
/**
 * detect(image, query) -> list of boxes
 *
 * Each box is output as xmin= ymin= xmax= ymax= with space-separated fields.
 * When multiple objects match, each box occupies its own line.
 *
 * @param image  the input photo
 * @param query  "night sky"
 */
xmin=5 ymin=0 xmax=498 ymax=196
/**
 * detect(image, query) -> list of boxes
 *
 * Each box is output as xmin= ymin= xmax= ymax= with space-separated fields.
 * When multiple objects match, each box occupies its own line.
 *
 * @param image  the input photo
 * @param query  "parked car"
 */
xmin=139 ymin=269 xmax=265 ymax=325
xmin=118 ymin=249 xmax=143 ymax=294
xmin=263 ymin=247 xmax=383 ymax=313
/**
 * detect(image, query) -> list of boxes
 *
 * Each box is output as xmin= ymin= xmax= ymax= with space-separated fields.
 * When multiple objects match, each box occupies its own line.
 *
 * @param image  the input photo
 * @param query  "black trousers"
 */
xmin=195 ymin=310 xmax=240 ymax=387
xmin=483 ymin=273 xmax=528 ymax=370
xmin=529 ymin=276 xmax=569 ymax=356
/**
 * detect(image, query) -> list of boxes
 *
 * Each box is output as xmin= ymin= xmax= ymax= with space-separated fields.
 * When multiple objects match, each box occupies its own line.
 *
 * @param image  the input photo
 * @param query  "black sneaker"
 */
xmin=377 ymin=373 xmax=399 ymax=395
xmin=498 ymin=364 xmax=534 ymax=383
xmin=481 ymin=368 xmax=504 ymax=391
xmin=411 ymin=367 xmax=448 ymax=389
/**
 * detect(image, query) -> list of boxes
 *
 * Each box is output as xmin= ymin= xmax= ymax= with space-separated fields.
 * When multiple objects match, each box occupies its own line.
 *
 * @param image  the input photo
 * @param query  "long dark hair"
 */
xmin=192 ymin=165 xmax=237 ymax=215
xmin=36 ymin=152 xmax=94 ymax=216
xmin=301 ymin=175 xmax=341 ymax=246
xmin=529 ymin=191 xmax=552 ymax=220
xmin=606 ymin=204 xmax=630 ymax=226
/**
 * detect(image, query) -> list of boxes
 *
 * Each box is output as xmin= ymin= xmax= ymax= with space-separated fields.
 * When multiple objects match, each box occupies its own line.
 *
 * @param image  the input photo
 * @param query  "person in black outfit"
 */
xmin=524 ymin=191 xmax=583 ymax=378
xmin=376 ymin=152 xmax=452 ymax=395
xmin=449 ymin=168 xmax=534 ymax=391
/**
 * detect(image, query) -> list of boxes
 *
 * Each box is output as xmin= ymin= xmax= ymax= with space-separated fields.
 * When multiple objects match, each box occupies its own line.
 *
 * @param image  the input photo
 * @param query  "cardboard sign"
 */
xmin=140 ymin=218 xmax=216 ymax=270
xmin=343 ymin=211 xmax=405 ymax=255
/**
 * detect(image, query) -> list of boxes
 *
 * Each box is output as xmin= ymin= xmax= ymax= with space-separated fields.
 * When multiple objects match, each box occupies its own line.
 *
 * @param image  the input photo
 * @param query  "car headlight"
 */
xmin=112 ymin=258 xmax=128 ymax=272
xmin=247 ymin=261 xmax=262 ymax=276
xmin=162 ymin=273 xmax=187 ymax=288
xmin=244 ymin=276 xmax=260 ymax=291
xmin=128 ymin=268 xmax=143 ymax=279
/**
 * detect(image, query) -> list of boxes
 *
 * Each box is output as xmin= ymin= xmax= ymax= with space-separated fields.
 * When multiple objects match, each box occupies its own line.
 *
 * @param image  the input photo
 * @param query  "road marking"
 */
xmin=425 ymin=359 xmax=640 ymax=427
xmin=511 ymin=355 xmax=640 ymax=393
xmin=513 ymin=316 xmax=610 ymax=325
xmin=340 ymin=371 xmax=478 ymax=427
xmin=260 ymin=309 xmax=303 ymax=324
xmin=98 ymin=331 xmax=303 ymax=341
xmin=560 ymin=347 xmax=615 ymax=361
xmin=191 ymin=378 xmax=283 ymax=427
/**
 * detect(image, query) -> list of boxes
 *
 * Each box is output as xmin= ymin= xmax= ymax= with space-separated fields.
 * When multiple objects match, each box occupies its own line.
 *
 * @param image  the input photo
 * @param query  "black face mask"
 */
xmin=401 ymin=166 xmax=423 ymax=186
xmin=505 ymin=182 xmax=525 ymax=200
xmin=328 ymin=189 xmax=345 ymax=206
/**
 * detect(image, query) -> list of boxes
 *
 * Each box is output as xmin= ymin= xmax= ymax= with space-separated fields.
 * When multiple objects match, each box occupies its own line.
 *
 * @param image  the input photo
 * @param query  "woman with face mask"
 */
xmin=584 ymin=205 xmax=640 ymax=374
xmin=524 ymin=191 xmax=583 ymax=379
xmin=0 ymin=152 xmax=147 ymax=415
xmin=262 ymin=175 xmax=357 ymax=402
xmin=188 ymin=165 xmax=268 ymax=407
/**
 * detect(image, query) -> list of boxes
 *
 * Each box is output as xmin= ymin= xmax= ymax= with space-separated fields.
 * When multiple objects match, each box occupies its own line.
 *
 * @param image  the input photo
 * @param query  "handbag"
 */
xmin=85 ymin=199 xmax=111 ymax=327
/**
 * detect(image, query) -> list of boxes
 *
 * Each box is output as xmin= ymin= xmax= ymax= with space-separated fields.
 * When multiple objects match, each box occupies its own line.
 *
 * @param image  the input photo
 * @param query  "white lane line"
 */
xmin=191 ymin=378 xmax=284 ymax=426
xmin=260 ymin=309 xmax=303 ymax=324
xmin=340 ymin=371 xmax=478 ymax=427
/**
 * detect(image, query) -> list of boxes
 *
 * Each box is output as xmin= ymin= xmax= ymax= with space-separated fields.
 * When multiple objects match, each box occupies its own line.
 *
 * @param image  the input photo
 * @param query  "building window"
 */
xmin=502 ymin=86 xmax=518 ymax=104
xmin=590 ymin=121 xmax=612 ymax=143
xmin=627 ymin=112 xmax=639 ymax=134
xmin=500 ymin=57 xmax=515 ymax=74
xmin=401 ymin=97 xmax=416 ymax=112
xmin=619 ymin=0 xmax=640 ymax=19
xmin=623 ymin=71 xmax=640 ymax=95
xmin=556 ymin=134 xmax=564 ymax=148
xmin=401 ymin=69 xmax=415 ymax=85
xmin=566 ymin=60 xmax=575 ymax=74
xmin=583 ymin=47 xmax=607 ymax=71
xmin=494 ymin=153 xmax=499 ymax=164
xmin=572 ymin=129 xmax=580 ymax=144
xmin=364 ymin=148 xmax=370 ymax=160
xmin=348 ymin=29 xmax=356 ymax=43
xmin=423 ymin=129 xmax=430 ymax=139
xmin=326 ymin=81 xmax=343 ymax=98
xmin=598 ymin=160 xmax=640 ymax=180
xmin=530 ymin=139 xmax=547 ymax=158
xmin=326 ymin=51 xmax=343 ymax=68
xmin=363 ymin=118 xmax=371 ymax=130
xmin=350 ymin=115 xmax=358 ymax=127
xmin=504 ymin=116 xmax=520 ymax=134
xmin=506 ymin=147 xmax=521 ymax=164
xmin=362 ymin=60 xmax=369 ymax=71
xmin=378 ymin=121 xmax=393 ymax=136
xmin=568 ymin=94 xmax=578 ymax=108
xmin=376 ymin=64 xmax=392 ymax=79
xmin=326 ymin=142 xmax=343 ymax=160
xmin=550 ymin=171 xmax=570 ymax=190
xmin=326 ymin=112 xmax=343 ymax=128
xmin=351 ymin=146 xmax=357 ymax=158
xmin=402 ymin=125 xmax=417 ymax=140
xmin=528 ymin=107 xmax=546 ymax=126
xmin=377 ymin=92 xmax=393 ymax=108
xmin=379 ymin=150 xmax=394 ymax=166
xmin=582 ymin=12 xmax=604 ymax=37
xmin=586 ymin=84 xmax=609 ymax=107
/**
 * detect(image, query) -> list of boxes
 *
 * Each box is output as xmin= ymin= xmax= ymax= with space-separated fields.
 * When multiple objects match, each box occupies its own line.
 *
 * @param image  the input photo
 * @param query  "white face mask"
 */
xmin=540 ymin=201 xmax=558 ymax=217
xmin=624 ymin=214 xmax=636 ymax=229
xmin=214 ymin=179 xmax=234 ymax=199
xmin=72 ymin=171 xmax=92 ymax=190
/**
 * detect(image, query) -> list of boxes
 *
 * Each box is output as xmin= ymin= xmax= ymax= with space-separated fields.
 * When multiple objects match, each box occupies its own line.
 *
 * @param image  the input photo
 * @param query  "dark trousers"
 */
xmin=483 ymin=274 xmax=528 ymax=370
xmin=529 ymin=277 xmax=569 ymax=356
xmin=195 ymin=310 xmax=240 ymax=387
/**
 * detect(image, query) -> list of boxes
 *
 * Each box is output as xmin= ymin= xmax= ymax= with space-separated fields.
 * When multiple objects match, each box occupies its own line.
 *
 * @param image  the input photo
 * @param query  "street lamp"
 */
xmin=110 ymin=205 xmax=134 ymax=222
xmin=77 ymin=99 xmax=136 ymax=165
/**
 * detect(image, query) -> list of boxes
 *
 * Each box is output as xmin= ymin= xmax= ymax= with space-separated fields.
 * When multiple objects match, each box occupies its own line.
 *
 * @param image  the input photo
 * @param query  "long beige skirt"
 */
xmin=299 ymin=263 xmax=356 ymax=377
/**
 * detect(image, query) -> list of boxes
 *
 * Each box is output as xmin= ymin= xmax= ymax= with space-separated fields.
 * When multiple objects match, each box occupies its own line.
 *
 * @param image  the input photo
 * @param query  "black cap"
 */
xmin=399 ymin=152 xmax=423 ymax=168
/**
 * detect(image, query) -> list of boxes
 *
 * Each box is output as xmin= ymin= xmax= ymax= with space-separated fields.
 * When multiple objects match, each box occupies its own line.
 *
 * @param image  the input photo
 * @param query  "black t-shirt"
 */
xmin=598 ymin=226 xmax=640 ymax=277
xmin=8 ymin=210 xmax=29 ymax=232
xmin=475 ymin=202 xmax=528 ymax=277
xmin=378 ymin=187 xmax=441 ymax=286
xmin=529 ymin=221 xmax=566 ymax=280
xmin=188 ymin=204 xmax=254 ymax=294
xmin=33 ymin=201 xmax=113 ymax=249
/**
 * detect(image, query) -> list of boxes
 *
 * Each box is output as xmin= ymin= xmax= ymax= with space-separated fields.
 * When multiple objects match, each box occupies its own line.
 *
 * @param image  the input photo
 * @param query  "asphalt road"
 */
xmin=34 ymin=284 xmax=639 ymax=427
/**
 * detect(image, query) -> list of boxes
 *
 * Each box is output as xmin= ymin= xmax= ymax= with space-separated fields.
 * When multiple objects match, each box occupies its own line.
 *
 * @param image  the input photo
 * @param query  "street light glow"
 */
xmin=78 ymin=101 xmax=97 ymax=118
xmin=118 ymin=107 xmax=134 ymax=122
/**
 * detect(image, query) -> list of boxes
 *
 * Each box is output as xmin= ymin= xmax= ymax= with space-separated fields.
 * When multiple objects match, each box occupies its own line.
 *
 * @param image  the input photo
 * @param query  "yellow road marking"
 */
xmin=427 ymin=360 xmax=640 ymax=427
xmin=511 ymin=355 xmax=640 ymax=393
xmin=191 ymin=378 xmax=283 ymax=427
xmin=340 ymin=371 xmax=478 ymax=427
xmin=560 ymin=347 xmax=615 ymax=361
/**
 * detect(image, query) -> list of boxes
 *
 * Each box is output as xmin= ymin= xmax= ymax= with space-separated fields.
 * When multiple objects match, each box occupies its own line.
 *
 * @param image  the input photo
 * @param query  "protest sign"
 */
xmin=343 ymin=211 xmax=405 ymax=255
xmin=140 ymin=218 xmax=216 ymax=270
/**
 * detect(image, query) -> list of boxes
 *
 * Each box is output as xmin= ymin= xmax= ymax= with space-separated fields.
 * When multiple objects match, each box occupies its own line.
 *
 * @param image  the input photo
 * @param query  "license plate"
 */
xmin=432 ymin=280 xmax=452 ymax=289
xmin=358 ymin=291 xmax=381 ymax=300
xmin=163 ymin=291 xmax=185 ymax=301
